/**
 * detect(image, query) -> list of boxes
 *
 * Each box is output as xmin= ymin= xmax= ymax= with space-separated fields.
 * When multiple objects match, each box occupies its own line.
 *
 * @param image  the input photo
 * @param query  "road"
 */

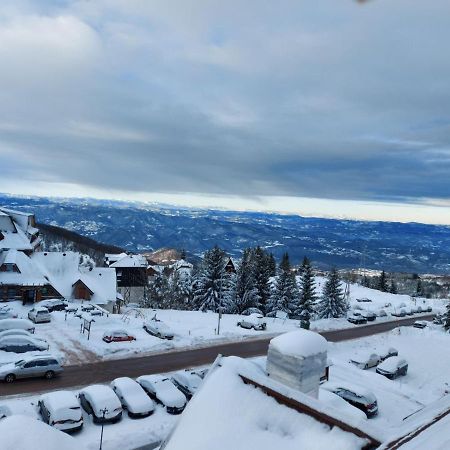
xmin=0 ymin=314 xmax=434 ymax=397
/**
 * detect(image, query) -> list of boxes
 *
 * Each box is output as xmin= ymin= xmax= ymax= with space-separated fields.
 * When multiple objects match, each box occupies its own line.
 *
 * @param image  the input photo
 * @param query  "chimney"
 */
xmin=266 ymin=329 xmax=327 ymax=399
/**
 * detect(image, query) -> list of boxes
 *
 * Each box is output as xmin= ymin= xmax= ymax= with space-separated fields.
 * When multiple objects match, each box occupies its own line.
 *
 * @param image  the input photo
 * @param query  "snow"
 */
xmin=137 ymin=375 xmax=187 ymax=408
xmin=377 ymin=356 xmax=406 ymax=372
xmin=269 ymin=329 xmax=327 ymax=357
xmin=40 ymin=390 xmax=82 ymax=422
xmin=110 ymin=254 xmax=147 ymax=268
xmin=0 ymin=415 xmax=83 ymax=450
xmin=0 ymin=318 xmax=34 ymax=332
xmin=318 ymin=388 xmax=367 ymax=422
xmin=79 ymin=385 xmax=122 ymax=418
xmin=111 ymin=377 xmax=154 ymax=414
xmin=163 ymin=358 xmax=368 ymax=450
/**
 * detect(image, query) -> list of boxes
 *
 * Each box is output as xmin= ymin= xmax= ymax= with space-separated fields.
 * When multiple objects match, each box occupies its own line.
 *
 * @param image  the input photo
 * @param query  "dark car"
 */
xmin=323 ymin=382 xmax=378 ymax=418
xmin=347 ymin=314 xmax=367 ymax=325
xmin=376 ymin=357 xmax=408 ymax=379
xmin=39 ymin=300 xmax=68 ymax=312
xmin=361 ymin=311 xmax=376 ymax=322
xmin=413 ymin=320 xmax=427 ymax=329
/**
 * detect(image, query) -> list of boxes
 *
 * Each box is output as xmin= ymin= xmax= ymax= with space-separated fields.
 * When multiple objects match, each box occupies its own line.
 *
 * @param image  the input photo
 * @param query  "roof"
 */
xmin=162 ymin=356 xmax=382 ymax=450
xmin=0 ymin=250 xmax=50 ymax=287
xmin=269 ymin=329 xmax=328 ymax=357
xmin=110 ymin=254 xmax=147 ymax=268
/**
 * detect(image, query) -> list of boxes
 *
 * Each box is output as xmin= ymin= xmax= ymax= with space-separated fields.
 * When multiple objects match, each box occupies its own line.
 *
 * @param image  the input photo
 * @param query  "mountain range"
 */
xmin=1 ymin=194 xmax=450 ymax=274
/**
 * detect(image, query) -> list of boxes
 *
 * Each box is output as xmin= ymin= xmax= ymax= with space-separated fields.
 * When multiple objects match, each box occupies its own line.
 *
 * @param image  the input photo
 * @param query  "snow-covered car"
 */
xmin=0 ymin=309 xmax=18 ymax=320
xmin=413 ymin=320 xmax=428 ymax=329
xmin=0 ymin=335 xmax=49 ymax=353
xmin=376 ymin=356 xmax=408 ymax=379
xmin=377 ymin=309 xmax=388 ymax=317
xmin=356 ymin=298 xmax=372 ymax=303
xmin=349 ymin=352 xmax=381 ymax=369
xmin=0 ymin=354 xmax=63 ymax=383
xmin=391 ymin=309 xmax=407 ymax=317
xmin=81 ymin=304 xmax=95 ymax=312
xmin=416 ymin=305 xmax=424 ymax=313
xmin=0 ymin=329 xmax=48 ymax=345
xmin=379 ymin=347 xmax=398 ymax=361
xmin=39 ymin=299 xmax=68 ymax=312
xmin=38 ymin=391 xmax=83 ymax=432
xmin=111 ymin=377 xmax=155 ymax=418
xmin=0 ymin=318 xmax=34 ymax=333
xmin=322 ymin=382 xmax=378 ymax=418
xmin=0 ymin=405 xmax=11 ymax=420
xmin=318 ymin=389 xmax=367 ymax=421
xmin=79 ymin=385 xmax=122 ymax=423
xmin=404 ymin=307 xmax=414 ymax=316
xmin=28 ymin=307 xmax=51 ymax=324
xmin=360 ymin=311 xmax=376 ymax=322
xmin=65 ymin=304 xmax=78 ymax=313
xmin=171 ymin=370 xmax=203 ymax=400
xmin=137 ymin=375 xmax=187 ymax=414
xmin=102 ymin=330 xmax=136 ymax=343
xmin=237 ymin=313 xmax=267 ymax=331
xmin=143 ymin=320 xmax=174 ymax=340
xmin=192 ymin=368 xmax=209 ymax=379
xmin=347 ymin=314 xmax=367 ymax=325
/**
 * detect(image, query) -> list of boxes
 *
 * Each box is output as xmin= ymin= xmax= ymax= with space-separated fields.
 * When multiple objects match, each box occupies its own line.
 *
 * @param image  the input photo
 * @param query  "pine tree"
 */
xmin=377 ymin=270 xmax=389 ymax=292
xmin=253 ymin=247 xmax=272 ymax=315
xmin=234 ymin=248 xmax=260 ymax=314
xmin=148 ymin=272 xmax=170 ymax=308
xmin=295 ymin=256 xmax=317 ymax=329
xmin=416 ymin=278 xmax=424 ymax=296
xmin=168 ymin=269 xmax=192 ymax=310
xmin=193 ymin=245 xmax=230 ymax=312
xmin=444 ymin=303 xmax=450 ymax=330
xmin=389 ymin=279 xmax=398 ymax=295
xmin=316 ymin=268 xmax=347 ymax=319
xmin=267 ymin=252 xmax=298 ymax=316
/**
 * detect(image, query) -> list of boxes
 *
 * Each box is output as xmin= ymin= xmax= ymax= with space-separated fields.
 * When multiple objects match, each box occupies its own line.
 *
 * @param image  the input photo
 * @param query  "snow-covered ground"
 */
xmin=0 ymin=279 xmax=444 ymax=366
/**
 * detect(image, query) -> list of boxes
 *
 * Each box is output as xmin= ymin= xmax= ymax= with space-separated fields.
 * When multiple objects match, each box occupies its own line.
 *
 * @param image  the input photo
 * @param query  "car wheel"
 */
xmin=364 ymin=364 xmax=368 ymax=370
xmin=5 ymin=374 xmax=15 ymax=383
xmin=44 ymin=371 xmax=55 ymax=380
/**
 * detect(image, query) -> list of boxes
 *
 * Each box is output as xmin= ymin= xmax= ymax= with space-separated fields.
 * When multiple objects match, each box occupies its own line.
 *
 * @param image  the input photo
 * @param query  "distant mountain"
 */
xmin=1 ymin=194 xmax=450 ymax=274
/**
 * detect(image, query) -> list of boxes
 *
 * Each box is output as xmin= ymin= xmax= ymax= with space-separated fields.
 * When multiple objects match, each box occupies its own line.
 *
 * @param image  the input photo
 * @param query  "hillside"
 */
xmin=2 ymin=194 xmax=450 ymax=273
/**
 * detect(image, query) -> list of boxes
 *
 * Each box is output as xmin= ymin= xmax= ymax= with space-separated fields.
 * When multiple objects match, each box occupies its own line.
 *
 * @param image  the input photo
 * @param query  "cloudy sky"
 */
xmin=1 ymin=0 xmax=450 ymax=224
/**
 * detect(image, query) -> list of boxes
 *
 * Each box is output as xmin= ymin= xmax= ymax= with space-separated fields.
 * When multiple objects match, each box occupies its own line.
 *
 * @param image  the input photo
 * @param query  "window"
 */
xmin=24 ymin=361 xmax=37 ymax=368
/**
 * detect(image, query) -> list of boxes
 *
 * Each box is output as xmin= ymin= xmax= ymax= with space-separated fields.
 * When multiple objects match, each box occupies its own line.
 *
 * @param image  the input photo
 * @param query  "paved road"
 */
xmin=0 ymin=314 xmax=434 ymax=397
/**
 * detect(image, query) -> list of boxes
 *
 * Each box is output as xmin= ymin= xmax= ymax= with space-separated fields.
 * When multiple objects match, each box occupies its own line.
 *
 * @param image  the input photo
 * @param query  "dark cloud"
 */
xmin=0 ymin=0 xmax=450 ymax=206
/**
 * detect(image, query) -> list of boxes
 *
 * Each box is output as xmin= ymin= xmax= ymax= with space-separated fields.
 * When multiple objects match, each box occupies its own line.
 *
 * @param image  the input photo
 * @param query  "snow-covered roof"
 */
xmin=0 ymin=415 xmax=83 ymax=450
xmin=0 ymin=222 xmax=33 ymax=251
xmin=110 ymin=254 xmax=147 ymax=268
xmin=0 ymin=250 xmax=50 ymax=286
xmin=162 ymin=357 xmax=381 ymax=450
xmin=269 ymin=329 xmax=328 ymax=357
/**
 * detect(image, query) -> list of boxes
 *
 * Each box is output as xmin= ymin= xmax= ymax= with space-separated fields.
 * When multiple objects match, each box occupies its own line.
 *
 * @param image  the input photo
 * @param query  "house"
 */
xmin=161 ymin=330 xmax=382 ymax=450
xmin=224 ymin=257 xmax=236 ymax=274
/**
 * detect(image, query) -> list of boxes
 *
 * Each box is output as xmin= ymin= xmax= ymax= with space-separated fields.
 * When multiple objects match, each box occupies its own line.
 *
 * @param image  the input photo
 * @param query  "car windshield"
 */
xmin=15 ymin=360 xmax=25 ymax=366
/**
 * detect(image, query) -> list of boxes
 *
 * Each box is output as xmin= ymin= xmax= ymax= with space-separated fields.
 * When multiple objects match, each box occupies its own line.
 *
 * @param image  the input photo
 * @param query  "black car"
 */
xmin=347 ymin=315 xmax=367 ymax=325
xmin=40 ymin=300 xmax=68 ymax=312
xmin=376 ymin=357 xmax=408 ymax=379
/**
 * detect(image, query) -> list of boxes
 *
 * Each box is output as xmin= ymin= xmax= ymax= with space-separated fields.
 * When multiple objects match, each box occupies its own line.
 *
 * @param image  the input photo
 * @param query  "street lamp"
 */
xmin=99 ymin=407 xmax=108 ymax=450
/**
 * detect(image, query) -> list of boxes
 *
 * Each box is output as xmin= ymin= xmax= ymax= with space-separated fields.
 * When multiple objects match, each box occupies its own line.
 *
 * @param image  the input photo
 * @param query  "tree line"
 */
xmin=147 ymin=245 xmax=349 ymax=329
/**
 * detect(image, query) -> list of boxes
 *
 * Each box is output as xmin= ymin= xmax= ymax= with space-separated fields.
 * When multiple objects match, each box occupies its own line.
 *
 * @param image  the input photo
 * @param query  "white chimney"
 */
xmin=266 ymin=329 xmax=328 ymax=398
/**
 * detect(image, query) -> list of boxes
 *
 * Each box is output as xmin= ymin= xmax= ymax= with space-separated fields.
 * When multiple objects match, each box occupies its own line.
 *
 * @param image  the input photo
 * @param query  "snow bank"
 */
xmin=270 ymin=330 xmax=328 ymax=357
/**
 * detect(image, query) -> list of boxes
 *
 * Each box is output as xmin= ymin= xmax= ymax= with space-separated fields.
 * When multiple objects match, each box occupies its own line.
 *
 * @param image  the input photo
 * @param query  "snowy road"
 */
xmin=0 ymin=314 xmax=434 ymax=397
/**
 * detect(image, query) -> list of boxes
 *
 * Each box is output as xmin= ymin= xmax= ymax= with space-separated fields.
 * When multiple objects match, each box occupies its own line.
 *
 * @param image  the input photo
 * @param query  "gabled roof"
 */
xmin=162 ymin=356 xmax=382 ymax=450
xmin=72 ymin=278 xmax=95 ymax=295
xmin=110 ymin=254 xmax=147 ymax=268
xmin=0 ymin=250 xmax=49 ymax=286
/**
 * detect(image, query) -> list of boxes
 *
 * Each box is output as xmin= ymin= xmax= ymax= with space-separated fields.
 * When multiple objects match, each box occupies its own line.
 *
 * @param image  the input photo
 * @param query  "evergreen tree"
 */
xmin=316 ymin=268 xmax=347 ymax=319
xmin=416 ymin=277 xmax=424 ymax=296
xmin=234 ymin=248 xmax=260 ymax=314
xmin=253 ymin=247 xmax=273 ymax=315
xmin=148 ymin=272 xmax=170 ymax=308
xmin=168 ymin=269 xmax=193 ymax=310
xmin=444 ymin=302 xmax=450 ymax=331
xmin=295 ymin=256 xmax=317 ymax=329
xmin=267 ymin=252 xmax=299 ymax=316
xmin=389 ymin=279 xmax=398 ymax=295
xmin=193 ymin=245 xmax=230 ymax=312
xmin=377 ymin=270 xmax=389 ymax=292
xmin=267 ymin=253 xmax=277 ymax=277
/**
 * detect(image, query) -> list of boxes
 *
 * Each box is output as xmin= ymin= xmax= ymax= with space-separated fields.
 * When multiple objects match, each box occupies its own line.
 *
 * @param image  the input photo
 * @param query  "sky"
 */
xmin=0 ymin=0 xmax=450 ymax=225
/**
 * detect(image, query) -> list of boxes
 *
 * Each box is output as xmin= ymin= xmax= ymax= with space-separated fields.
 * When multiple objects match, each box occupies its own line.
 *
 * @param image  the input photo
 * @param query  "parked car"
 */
xmin=361 ymin=311 xmax=376 ymax=322
xmin=39 ymin=299 xmax=68 ymax=312
xmin=28 ymin=307 xmax=51 ymax=324
xmin=237 ymin=313 xmax=267 ymax=331
xmin=322 ymin=382 xmax=378 ymax=418
xmin=0 ymin=354 xmax=63 ymax=383
xmin=137 ymin=375 xmax=187 ymax=414
xmin=413 ymin=320 xmax=428 ymax=329
xmin=349 ymin=352 xmax=381 ymax=369
xmin=379 ymin=347 xmax=399 ymax=361
xmin=0 ymin=405 xmax=11 ymax=420
xmin=0 ymin=329 xmax=48 ymax=345
xmin=0 ymin=318 xmax=34 ymax=333
xmin=111 ymin=377 xmax=155 ymax=418
xmin=347 ymin=314 xmax=367 ymax=325
xmin=143 ymin=320 xmax=174 ymax=340
xmin=426 ymin=305 xmax=432 ymax=312
xmin=416 ymin=305 xmax=424 ymax=313
xmin=376 ymin=356 xmax=408 ymax=379
xmin=79 ymin=385 xmax=122 ymax=423
xmin=356 ymin=298 xmax=372 ymax=303
xmin=65 ymin=304 xmax=78 ymax=313
xmin=171 ymin=370 xmax=203 ymax=400
xmin=318 ymin=389 xmax=367 ymax=421
xmin=391 ymin=309 xmax=407 ymax=317
xmin=102 ymin=330 xmax=136 ymax=343
xmin=0 ymin=335 xmax=49 ymax=353
xmin=81 ymin=304 xmax=95 ymax=312
xmin=192 ymin=368 xmax=209 ymax=379
xmin=0 ymin=309 xmax=18 ymax=320
xmin=377 ymin=309 xmax=388 ymax=318
xmin=404 ymin=307 xmax=414 ymax=316
xmin=38 ymin=391 xmax=83 ymax=432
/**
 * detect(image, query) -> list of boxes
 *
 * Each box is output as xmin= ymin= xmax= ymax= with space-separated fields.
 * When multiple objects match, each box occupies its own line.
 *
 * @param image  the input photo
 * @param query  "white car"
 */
xmin=79 ymin=385 xmax=122 ymax=424
xmin=349 ymin=352 xmax=381 ymax=369
xmin=0 ymin=329 xmax=48 ymax=345
xmin=171 ymin=370 xmax=203 ymax=399
xmin=413 ymin=320 xmax=428 ymax=329
xmin=379 ymin=347 xmax=398 ymax=361
xmin=143 ymin=320 xmax=174 ymax=340
xmin=0 ymin=319 xmax=35 ymax=333
xmin=237 ymin=313 xmax=267 ymax=330
xmin=38 ymin=391 xmax=83 ymax=432
xmin=28 ymin=307 xmax=51 ymax=324
xmin=137 ymin=375 xmax=187 ymax=414
xmin=0 ymin=309 xmax=18 ymax=320
xmin=0 ymin=335 xmax=49 ymax=353
xmin=110 ymin=377 xmax=155 ymax=418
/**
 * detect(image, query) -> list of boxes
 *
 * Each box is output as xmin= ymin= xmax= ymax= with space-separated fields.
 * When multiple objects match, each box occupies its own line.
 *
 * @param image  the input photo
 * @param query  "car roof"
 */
xmin=41 ymin=391 xmax=79 ymax=412
xmin=323 ymin=381 xmax=377 ymax=401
